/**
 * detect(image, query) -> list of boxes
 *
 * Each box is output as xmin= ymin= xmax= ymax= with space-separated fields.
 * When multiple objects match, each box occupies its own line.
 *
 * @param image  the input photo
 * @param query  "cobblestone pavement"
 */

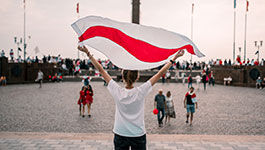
xmin=1 ymin=132 xmax=265 ymax=150
xmin=0 ymin=82 xmax=265 ymax=135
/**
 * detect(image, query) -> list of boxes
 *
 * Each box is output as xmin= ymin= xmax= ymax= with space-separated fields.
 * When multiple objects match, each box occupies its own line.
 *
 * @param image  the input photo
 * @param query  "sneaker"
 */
xmin=186 ymin=120 xmax=188 ymax=124
xmin=82 ymin=115 xmax=85 ymax=118
xmin=88 ymin=115 xmax=91 ymax=118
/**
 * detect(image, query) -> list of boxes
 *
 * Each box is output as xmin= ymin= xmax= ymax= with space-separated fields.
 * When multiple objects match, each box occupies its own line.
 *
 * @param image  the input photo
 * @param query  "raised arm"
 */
xmin=149 ymin=50 xmax=184 ymax=86
xmin=78 ymin=46 xmax=112 ymax=83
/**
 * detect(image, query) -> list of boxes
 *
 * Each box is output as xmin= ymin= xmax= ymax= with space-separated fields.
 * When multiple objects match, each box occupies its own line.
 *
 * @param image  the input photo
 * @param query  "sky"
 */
xmin=0 ymin=0 xmax=264 ymax=62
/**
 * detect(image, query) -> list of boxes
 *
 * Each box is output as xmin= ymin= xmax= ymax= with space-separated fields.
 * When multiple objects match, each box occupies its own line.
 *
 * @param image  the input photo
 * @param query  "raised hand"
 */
xmin=78 ymin=46 xmax=91 ymax=57
xmin=176 ymin=49 xmax=185 ymax=57
xmin=172 ymin=49 xmax=185 ymax=61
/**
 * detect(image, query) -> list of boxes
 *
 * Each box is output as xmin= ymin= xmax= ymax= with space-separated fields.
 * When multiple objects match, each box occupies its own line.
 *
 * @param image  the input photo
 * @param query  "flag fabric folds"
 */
xmin=71 ymin=16 xmax=204 ymax=70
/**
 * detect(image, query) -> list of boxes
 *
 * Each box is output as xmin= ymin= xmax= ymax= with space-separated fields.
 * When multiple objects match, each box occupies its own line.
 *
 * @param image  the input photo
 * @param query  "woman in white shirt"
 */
xmin=78 ymin=46 xmax=184 ymax=150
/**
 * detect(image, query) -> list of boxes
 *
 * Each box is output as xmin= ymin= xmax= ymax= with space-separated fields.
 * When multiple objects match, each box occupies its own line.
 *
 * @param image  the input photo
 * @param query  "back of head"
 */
xmin=122 ymin=70 xmax=139 ymax=86
xmin=166 ymin=91 xmax=171 ymax=97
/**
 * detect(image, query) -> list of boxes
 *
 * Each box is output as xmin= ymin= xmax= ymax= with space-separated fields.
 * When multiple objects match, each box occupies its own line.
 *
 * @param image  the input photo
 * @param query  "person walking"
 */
xmin=154 ymin=89 xmax=166 ymax=127
xmin=202 ymin=72 xmax=207 ymax=90
xmin=77 ymin=86 xmax=86 ymax=117
xmin=78 ymin=46 xmax=184 ymax=150
xmin=187 ymin=74 xmax=192 ymax=88
xmin=165 ymin=91 xmax=175 ymax=126
xmin=85 ymin=84 xmax=94 ymax=117
xmin=181 ymin=71 xmax=186 ymax=85
xmin=35 ymin=70 xmax=43 ymax=88
xmin=209 ymin=71 xmax=215 ymax=86
xmin=166 ymin=71 xmax=171 ymax=83
xmin=184 ymin=87 xmax=198 ymax=126
xmin=195 ymin=74 xmax=201 ymax=90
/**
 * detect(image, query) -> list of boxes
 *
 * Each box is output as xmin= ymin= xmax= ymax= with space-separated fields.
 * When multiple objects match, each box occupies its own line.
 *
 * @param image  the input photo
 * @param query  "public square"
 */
xmin=1 ymin=81 xmax=265 ymax=149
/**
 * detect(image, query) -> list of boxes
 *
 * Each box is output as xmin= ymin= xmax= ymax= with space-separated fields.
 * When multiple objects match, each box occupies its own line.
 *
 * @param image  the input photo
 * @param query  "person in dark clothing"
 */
xmin=188 ymin=74 xmax=192 ymax=88
xmin=184 ymin=87 xmax=198 ymax=126
xmin=202 ymin=72 xmax=207 ymax=90
xmin=154 ymin=89 xmax=166 ymax=127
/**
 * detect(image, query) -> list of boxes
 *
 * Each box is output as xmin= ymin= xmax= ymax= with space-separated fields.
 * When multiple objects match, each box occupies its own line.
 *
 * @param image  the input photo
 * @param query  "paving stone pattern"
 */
xmin=0 ymin=82 xmax=265 ymax=135
xmin=1 ymin=138 xmax=265 ymax=150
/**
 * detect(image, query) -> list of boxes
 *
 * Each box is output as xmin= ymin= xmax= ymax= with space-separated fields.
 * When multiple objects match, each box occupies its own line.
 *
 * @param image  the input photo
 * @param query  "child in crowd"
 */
xmin=184 ymin=87 xmax=198 ymax=126
xmin=165 ymin=91 xmax=175 ymax=125
xmin=0 ymin=76 xmax=7 ymax=86
xmin=78 ymin=86 xmax=86 ymax=117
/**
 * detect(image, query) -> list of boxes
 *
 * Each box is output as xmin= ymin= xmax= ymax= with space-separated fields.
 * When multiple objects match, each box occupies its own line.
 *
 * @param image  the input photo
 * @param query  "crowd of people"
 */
xmin=1 ymin=49 xmax=265 ymax=76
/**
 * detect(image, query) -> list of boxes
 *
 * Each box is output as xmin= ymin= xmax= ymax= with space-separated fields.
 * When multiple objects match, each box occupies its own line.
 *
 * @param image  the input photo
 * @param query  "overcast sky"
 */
xmin=0 ymin=0 xmax=264 ymax=61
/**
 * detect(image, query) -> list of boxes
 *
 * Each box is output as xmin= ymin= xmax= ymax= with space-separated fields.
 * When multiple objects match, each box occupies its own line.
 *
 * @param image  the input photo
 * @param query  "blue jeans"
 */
xmin=157 ymin=107 xmax=165 ymax=124
xmin=188 ymin=82 xmax=192 ymax=88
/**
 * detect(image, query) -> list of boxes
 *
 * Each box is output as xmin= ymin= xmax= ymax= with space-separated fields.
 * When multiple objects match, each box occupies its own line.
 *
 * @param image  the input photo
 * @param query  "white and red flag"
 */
xmin=71 ymin=16 xmax=204 ymax=70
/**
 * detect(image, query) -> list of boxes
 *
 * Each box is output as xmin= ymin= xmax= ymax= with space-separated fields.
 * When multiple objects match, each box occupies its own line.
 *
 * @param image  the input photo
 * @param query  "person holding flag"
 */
xmin=78 ymin=45 xmax=184 ymax=150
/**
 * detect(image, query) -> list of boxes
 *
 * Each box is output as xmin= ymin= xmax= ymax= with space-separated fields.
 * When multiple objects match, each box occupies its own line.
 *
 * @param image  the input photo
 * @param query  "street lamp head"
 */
xmin=254 ymin=41 xmax=257 ymax=47
xmin=260 ymin=41 xmax=263 ymax=47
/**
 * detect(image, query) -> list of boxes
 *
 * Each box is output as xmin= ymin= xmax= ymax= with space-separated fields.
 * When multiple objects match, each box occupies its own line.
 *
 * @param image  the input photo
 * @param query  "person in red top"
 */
xmin=85 ymin=85 xmax=94 ymax=118
xmin=254 ymin=59 xmax=259 ymax=66
xmin=219 ymin=59 xmax=222 ymax=65
xmin=183 ymin=87 xmax=198 ymax=126
xmin=78 ymin=86 xmax=86 ymax=117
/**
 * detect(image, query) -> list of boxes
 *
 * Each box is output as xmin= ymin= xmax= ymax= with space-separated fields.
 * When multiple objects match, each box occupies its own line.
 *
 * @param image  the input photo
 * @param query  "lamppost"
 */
xmin=255 ymin=41 xmax=263 ymax=61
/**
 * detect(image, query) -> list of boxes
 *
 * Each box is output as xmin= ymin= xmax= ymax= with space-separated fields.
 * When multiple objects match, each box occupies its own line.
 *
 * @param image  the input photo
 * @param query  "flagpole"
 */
xmin=233 ymin=9 xmax=236 ymax=64
xmin=190 ymin=3 xmax=194 ymax=73
xmin=77 ymin=2 xmax=80 ymax=59
xmin=23 ymin=0 xmax=26 ymax=62
xmin=243 ymin=0 xmax=248 ymax=62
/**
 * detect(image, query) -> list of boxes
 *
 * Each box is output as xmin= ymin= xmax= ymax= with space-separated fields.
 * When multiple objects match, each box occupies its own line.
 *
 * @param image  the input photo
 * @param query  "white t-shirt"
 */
xmin=37 ymin=71 xmax=43 ymax=80
xmin=165 ymin=96 xmax=173 ymax=107
xmin=107 ymin=79 xmax=152 ymax=137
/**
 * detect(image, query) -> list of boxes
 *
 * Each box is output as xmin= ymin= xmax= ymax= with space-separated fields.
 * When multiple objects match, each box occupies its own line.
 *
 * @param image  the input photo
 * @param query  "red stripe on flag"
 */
xmin=79 ymin=26 xmax=195 ymax=63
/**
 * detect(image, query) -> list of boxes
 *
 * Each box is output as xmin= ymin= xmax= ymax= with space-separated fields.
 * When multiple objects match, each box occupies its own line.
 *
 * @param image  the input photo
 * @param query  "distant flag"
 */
xmin=255 ymin=51 xmax=259 ymax=55
xmin=246 ymin=0 xmax=249 ymax=11
xmin=76 ymin=3 xmax=79 ymax=14
xmin=14 ymin=37 xmax=17 ymax=43
xmin=34 ymin=46 xmax=40 ymax=54
xmin=20 ymin=38 xmax=23 ymax=44
xmin=192 ymin=3 xmax=194 ymax=14
xmin=234 ymin=0 xmax=236 ymax=8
